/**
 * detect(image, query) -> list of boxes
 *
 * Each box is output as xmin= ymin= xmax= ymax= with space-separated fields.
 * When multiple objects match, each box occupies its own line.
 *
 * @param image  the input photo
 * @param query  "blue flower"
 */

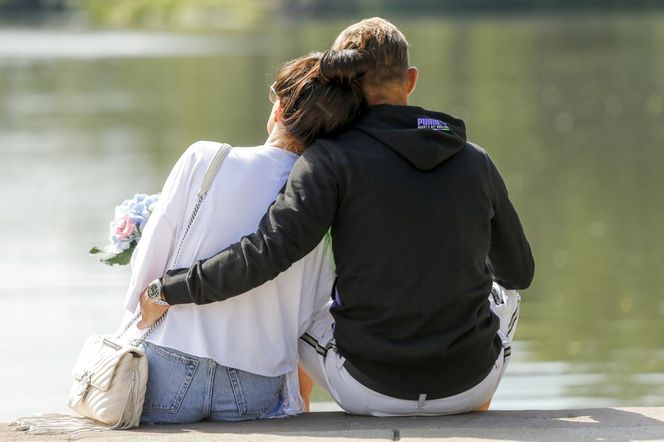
xmin=93 ymin=192 xmax=161 ymax=265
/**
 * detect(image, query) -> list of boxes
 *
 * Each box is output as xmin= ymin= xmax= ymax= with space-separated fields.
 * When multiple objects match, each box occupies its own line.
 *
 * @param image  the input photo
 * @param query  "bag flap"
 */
xmin=72 ymin=335 xmax=145 ymax=392
xmin=89 ymin=346 xmax=144 ymax=391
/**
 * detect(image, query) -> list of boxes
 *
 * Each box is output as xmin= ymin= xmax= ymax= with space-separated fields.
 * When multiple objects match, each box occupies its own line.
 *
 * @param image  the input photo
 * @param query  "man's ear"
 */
xmin=406 ymin=67 xmax=418 ymax=96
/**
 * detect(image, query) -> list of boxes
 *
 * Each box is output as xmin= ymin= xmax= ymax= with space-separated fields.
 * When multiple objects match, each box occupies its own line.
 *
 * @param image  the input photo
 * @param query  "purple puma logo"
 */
xmin=417 ymin=118 xmax=450 ymax=132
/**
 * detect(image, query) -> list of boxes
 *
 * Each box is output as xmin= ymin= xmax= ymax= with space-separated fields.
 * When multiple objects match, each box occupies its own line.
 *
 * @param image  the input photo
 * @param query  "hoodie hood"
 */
xmin=354 ymin=104 xmax=467 ymax=171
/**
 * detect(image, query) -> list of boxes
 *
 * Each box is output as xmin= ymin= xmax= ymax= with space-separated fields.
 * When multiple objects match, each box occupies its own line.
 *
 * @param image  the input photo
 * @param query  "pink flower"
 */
xmin=114 ymin=214 xmax=136 ymax=240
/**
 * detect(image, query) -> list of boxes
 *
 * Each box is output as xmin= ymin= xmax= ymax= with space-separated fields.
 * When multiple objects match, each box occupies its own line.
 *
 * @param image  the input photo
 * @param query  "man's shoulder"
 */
xmin=294 ymin=134 xmax=365 ymax=179
xmin=465 ymin=140 xmax=489 ymax=156
xmin=458 ymin=141 xmax=495 ymax=167
xmin=301 ymin=136 xmax=346 ymax=161
xmin=306 ymin=128 xmax=373 ymax=155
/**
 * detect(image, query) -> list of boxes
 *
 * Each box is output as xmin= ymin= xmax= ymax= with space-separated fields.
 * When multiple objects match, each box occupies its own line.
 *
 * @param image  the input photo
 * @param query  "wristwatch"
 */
xmin=147 ymin=279 xmax=169 ymax=306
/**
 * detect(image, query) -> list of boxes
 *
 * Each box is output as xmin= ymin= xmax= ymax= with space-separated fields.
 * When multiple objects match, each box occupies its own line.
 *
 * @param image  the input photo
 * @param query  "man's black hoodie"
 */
xmin=163 ymin=104 xmax=535 ymax=399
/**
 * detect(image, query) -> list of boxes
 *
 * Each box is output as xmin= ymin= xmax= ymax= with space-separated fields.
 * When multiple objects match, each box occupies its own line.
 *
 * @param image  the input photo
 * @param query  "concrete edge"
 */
xmin=3 ymin=408 xmax=664 ymax=441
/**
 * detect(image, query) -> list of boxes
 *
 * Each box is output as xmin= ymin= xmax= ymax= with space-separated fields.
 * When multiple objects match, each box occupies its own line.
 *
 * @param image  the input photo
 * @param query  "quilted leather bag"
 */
xmin=68 ymin=322 xmax=149 ymax=428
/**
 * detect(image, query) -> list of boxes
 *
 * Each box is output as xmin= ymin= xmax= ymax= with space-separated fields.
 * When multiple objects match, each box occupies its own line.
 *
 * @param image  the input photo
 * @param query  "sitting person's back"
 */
xmin=313 ymin=105 xmax=532 ymax=398
xmin=124 ymin=141 xmax=334 ymax=417
xmin=125 ymin=49 xmax=368 ymax=423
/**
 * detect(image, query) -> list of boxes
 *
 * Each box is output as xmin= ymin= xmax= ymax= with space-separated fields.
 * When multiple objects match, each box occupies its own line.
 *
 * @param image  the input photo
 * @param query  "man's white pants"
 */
xmin=298 ymin=283 xmax=520 ymax=416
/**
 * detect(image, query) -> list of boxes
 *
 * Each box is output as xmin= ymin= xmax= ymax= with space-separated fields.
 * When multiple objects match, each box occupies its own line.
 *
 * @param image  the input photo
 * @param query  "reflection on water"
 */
xmin=1 ymin=14 xmax=663 ymax=420
xmin=0 ymin=29 xmax=233 ymax=59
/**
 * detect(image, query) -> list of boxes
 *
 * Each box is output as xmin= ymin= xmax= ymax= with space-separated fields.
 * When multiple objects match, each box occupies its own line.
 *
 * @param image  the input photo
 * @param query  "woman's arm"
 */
xmin=122 ymin=143 xmax=201 ymax=312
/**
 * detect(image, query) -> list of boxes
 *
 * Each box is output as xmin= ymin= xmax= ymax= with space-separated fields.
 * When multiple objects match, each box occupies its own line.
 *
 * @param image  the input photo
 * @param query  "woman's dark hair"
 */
xmin=273 ymin=49 xmax=368 ymax=153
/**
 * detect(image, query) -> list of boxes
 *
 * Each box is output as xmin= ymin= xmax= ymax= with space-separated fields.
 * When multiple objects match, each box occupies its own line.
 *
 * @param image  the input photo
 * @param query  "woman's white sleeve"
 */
xmin=122 ymin=148 xmax=195 ymax=312
xmin=298 ymin=234 xmax=336 ymax=334
xmin=315 ymin=235 xmax=336 ymax=310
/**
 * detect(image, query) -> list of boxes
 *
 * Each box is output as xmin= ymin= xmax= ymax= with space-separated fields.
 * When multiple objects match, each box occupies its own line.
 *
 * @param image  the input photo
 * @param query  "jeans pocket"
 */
xmin=143 ymin=342 xmax=199 ymax=414
xmin=227 ymin=368 xmax=283 ymax=419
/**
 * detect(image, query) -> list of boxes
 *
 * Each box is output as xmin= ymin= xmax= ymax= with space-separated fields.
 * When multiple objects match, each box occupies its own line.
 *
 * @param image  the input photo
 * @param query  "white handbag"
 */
xmin=12 ymin=143 xmax=232 ymax=434
xmin=68 ymin=316 xmax=150 ymax=428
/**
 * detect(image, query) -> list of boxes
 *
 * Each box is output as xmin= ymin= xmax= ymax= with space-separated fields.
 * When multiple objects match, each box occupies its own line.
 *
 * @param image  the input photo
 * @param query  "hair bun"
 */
xmin=319 ymin=49 xmax=368 ymax=85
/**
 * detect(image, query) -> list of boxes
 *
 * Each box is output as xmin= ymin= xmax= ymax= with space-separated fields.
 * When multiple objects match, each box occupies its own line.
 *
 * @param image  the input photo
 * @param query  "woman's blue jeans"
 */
xmin=140 ymin=341 xmax=284 ymax=424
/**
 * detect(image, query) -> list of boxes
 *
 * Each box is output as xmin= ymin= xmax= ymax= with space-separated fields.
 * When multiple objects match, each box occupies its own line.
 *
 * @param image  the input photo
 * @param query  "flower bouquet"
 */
xmin=90 ymin=193 xmax=160 ymax=266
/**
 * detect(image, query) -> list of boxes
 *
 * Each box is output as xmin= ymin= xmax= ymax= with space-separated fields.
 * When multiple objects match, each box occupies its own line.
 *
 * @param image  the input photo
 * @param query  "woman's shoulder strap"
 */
xmin=198 ymin=143 xmax=232 ymax=198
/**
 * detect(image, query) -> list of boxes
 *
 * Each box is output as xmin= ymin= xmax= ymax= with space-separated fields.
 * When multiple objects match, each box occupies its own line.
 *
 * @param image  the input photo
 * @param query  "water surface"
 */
xmin=0 ymin=14 xmax=663 ymax=420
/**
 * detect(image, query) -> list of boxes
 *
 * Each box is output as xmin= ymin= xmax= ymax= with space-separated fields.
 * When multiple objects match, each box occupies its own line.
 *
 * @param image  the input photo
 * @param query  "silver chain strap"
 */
xmin=119 ymin=143 xmax=232 ymax=345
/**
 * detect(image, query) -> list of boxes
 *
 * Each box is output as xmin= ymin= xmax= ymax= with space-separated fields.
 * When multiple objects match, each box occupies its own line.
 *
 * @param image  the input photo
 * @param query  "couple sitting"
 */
xmin=125 ymin=17 xmax=534 ymax=423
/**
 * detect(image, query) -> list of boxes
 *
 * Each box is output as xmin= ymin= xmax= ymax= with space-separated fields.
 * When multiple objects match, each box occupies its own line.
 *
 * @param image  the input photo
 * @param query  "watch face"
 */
xmin=148 ymin=283 xmax=159 ymax=299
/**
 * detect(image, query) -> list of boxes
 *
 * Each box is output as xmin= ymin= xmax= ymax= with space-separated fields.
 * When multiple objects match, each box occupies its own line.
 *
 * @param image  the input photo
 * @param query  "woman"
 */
xmin=123 ymin=49 xmax=368 ymax=423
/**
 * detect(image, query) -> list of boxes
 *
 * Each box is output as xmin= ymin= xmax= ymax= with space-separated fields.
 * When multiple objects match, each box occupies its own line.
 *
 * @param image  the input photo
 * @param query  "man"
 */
xmin=140 ymin=17 xmax=534 ymax=415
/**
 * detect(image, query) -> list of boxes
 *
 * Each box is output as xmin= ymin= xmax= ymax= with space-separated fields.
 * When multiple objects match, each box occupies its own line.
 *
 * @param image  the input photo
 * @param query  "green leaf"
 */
xmin=89 ymin=246 xmax=107 ymax=255
xmin=89 ymin=242 xmax=135 ymax=266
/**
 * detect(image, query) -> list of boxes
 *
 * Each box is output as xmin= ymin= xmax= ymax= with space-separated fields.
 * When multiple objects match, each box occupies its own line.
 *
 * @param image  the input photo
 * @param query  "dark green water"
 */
xmin=0 ymin=14 xmax=662 ymax=417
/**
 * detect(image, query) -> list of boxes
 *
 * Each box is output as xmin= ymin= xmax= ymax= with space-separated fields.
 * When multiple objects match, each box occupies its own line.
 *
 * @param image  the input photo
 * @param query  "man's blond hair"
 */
xmin=332 ymin=17 xmax=409 ymax=90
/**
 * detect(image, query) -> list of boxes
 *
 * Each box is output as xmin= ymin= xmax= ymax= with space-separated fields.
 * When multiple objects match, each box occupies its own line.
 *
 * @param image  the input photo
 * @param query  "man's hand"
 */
xmin=137 ymin=289 xmax=169 ymax=330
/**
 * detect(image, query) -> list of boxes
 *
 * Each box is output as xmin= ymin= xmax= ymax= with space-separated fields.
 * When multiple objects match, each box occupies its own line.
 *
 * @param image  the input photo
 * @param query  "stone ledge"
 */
xmin=3 ymin=408 xmax=664 ymax=441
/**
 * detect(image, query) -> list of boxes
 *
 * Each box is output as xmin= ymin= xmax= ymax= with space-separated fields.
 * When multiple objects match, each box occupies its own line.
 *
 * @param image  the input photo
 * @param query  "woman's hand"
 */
xmin=137 ymin=289 xmax=169 ymax=330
